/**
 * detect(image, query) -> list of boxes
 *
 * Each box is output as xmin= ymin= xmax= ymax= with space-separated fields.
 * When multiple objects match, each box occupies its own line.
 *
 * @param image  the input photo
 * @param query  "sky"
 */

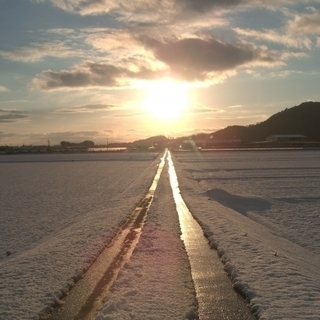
xmin=1 ymin=0 xmax=320 ymax=145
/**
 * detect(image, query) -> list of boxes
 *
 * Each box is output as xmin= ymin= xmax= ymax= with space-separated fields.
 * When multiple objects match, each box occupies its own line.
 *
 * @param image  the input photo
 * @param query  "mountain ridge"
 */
xmin=184 ymin=101 xmax=320 ymax=144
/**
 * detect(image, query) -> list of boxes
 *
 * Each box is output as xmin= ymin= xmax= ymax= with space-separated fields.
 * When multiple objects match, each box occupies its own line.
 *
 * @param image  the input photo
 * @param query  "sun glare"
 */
xmin=143 ymin=79 xmax=189 ymax=121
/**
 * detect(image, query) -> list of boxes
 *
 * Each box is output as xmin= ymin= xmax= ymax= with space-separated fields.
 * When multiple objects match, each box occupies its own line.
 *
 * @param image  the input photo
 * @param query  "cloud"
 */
xmin=0 ymin=86 xmax=9 ymax=92
xmin=140 ymin=36 xmax=280 ymax=80
xmin=233 ymin=27 xmax=312 ymax=49
xmin=0 ymin=131 xmax=17 ymax=138
xmin=56 ymin=104 xmax=115 ymax=113
xmin=268 ymin=70 xmax=305 ymax=78
xmin=233 ymin=10 xmax=320 ymax=50
xmin=112 ymin=112 xmax=143 ymax=118
xmin=50 ymin=0 xmax=237 ymax=15
xmin=0 ymin=109 xmax=29 ymax=123
xmin=0 ymin=99 xmax=30 ymax=103
xmin=0 ymin=41 xmax=74 ymax=62
xmin=206 ymin=112 xmax=268 ymax=121
xmin=189 ymin=105 xmax=223 ymax=114
xmin=32 ymin=64 xmax=119 ymax=90
xmin=228 ymin=104 xmax=243 ymax=108
xmin=49 ymin=0 xmax=300 ymax=19
xmin=288 ymin=12 xmax=320 ymax=35
xmin=32 ymin=33 xmax=290 ymax=90
xmin=85 ymin=30 xmax=131 ymax=51
xmin=32 ymin=60 xmax=166 ymax=90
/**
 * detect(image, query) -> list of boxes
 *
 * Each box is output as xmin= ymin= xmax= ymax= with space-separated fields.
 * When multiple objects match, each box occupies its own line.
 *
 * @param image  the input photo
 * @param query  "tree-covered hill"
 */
xmin=210 ymin=101 xmax=320 ymax=142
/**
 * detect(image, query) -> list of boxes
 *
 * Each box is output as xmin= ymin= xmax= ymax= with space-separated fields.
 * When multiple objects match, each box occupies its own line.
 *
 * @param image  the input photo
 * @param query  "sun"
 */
xmin=143 ymin=79 xmax=189 ymax=121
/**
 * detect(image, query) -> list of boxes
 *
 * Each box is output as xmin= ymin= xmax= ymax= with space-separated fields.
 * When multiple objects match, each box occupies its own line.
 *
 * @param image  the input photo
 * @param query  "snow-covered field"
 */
xmin=173 ymin=150 xmax=320 ymax=319
xmin=0 ymin=152 xmax=160 ymax=319
xmin=1 ymin=150 xmax=320 ymax=319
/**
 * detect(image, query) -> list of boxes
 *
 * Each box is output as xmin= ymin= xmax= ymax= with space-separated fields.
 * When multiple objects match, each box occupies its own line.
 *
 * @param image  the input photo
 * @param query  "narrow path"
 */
xmin=48 ymin=150 xmax=256 ymax=320
xmin=48 ymin=152 xmax=167 ymax=320
xmin=167 ymin=151 xmax=256 ymax=320
xmin=95 ymin=155 xmax=197 ymax=319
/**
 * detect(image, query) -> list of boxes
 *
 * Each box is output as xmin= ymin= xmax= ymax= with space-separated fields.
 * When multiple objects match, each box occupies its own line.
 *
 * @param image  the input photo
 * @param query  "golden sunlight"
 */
xmin=143 ymin=79 xmax=189 ymax=121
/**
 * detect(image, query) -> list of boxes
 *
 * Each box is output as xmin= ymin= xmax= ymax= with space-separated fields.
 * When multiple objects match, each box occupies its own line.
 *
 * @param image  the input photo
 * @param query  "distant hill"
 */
xmin=126 ymin=102 xmax=320 ymax=149
xmin=209 ymin=101 xmax=320 ymax=143
xmin=106 ymin=135 xmax=167 ymax=150
xmin=120 ymin=135 xmax=168 ymax=150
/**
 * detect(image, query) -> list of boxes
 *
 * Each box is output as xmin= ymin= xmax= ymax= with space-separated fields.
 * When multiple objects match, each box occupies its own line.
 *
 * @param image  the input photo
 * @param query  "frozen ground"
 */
xmin=0 ymin=152 xmax=160 ymax=319
xmin=173 ymin=150 xmax=320 ymax=319
xmin=1 ymin=150 xmax=320 ymax=319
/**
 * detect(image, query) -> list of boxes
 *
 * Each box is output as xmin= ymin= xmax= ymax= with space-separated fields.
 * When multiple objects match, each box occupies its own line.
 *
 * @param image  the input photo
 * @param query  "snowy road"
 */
xmin=47 ymin=150 xmax=254 ymax=319
xmin=48 ymin=153 xmax=167 ymax=319
xmin=3 ymin=150 xmax=316 ymax=319
xmin=167 ymin=152 xmax=255 ymax=320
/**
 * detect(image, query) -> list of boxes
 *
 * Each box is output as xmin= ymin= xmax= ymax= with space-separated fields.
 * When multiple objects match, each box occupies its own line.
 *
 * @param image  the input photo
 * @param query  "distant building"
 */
xmin=266 ymin=135 xmax=307 ymax=142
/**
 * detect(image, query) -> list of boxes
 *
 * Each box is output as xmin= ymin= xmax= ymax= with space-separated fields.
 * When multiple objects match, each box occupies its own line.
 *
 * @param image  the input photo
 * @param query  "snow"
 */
xmin=1 ymin=150 xmax=320 ymax=319
xmin=0 ymin=152 xmax=160 ymax=319
xmin=172 ymin=150 xmax=320 ymax=319
xmin=96 ymin=160 xmax=197 ymax=319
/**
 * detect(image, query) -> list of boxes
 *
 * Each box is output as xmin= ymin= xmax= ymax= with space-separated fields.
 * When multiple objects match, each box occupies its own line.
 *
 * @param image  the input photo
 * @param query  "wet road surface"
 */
xmin=48 ymin=154 xmax=166 ymax=319
xmin=48 ymin=150 xmax=255 ymax=319
xmin=167 ymin=151 xmax=256 ymax=319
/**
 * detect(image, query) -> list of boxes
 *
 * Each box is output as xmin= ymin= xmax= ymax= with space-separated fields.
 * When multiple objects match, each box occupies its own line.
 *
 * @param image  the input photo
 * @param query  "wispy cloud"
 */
xmin=0 ymin=99 xmax=30 ymax=103
xmin=189 ymin=104 xmax=224 ymax=114
xmin=0 ymin=109 xmax=29 ymax=123
xmin=206 ymin=112 xmax=268 ymax=121
xmin=0 ymin=86 xmax=9 ymax=92
xmin=234 ymin=11 xmax=320 ymax=50
xmin=228 ymin=104 xmax=242 ymax=108
xmin=268 ymin=70 xmax=305 ymax=78
xmin=0 ymin=41 xmax=75 ymax=62
xmin=0 ymin=131 xmax=17 ymax=139
xmin=56 ymin=104 xmax=115 ymax=113
xmin=288 ymin=12 xmax=320 ymax=35
xmin=50 ymin=0 xmax=239 ymax=17
xmin=49 ymin=0 xmax=305 ymax=20
xmin=112 ymin=112 xmax=143 ymax=118
xmin=233 ymin=27 xmax=312 ymax=49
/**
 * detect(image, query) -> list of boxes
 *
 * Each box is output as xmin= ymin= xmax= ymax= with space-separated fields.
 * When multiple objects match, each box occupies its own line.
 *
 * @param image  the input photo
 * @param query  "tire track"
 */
xmin=47 ymin=151 xmax=167 ymax=320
